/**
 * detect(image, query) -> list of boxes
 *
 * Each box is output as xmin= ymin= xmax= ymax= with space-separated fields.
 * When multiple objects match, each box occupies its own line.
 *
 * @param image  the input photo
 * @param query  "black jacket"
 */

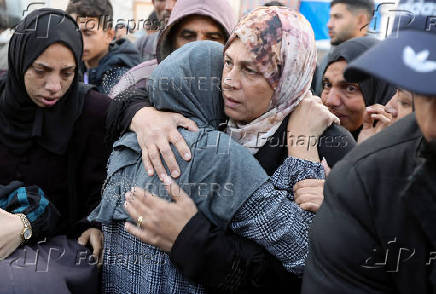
xmin=88 ymin=38 xmax=141 ymax=95
xmin=302 ymin=113 xmax=436 ymax=294
xmin=0 ymin=90 xmax=111 ymax=238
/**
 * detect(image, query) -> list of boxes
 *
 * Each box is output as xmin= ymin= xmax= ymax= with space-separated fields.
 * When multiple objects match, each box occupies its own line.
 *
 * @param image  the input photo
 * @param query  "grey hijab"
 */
xmin=89 ymin=41 xmax=268 ymax=228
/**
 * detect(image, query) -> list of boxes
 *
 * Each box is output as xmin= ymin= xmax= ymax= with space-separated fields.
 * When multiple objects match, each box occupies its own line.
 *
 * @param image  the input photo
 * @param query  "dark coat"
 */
xmin=0 ymin=89 xmax=110 ymax=238
xmin=302 ymin=114 xmax=436 ymax=294
xmin=88 ymin=38 xmax=141 ymax=95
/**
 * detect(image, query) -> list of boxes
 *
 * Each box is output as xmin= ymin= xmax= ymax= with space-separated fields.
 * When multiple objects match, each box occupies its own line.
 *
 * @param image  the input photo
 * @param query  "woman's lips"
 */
xmin=223 ymin=95 xmax=241 ymax=108
xmin=40 ymin=96 xmax=59 ymax=107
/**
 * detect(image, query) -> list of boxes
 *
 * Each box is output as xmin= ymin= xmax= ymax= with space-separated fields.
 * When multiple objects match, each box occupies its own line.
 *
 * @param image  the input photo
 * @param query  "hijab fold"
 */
xmin=224 ymin=7 xmax=318 ymax=154
xmin=0 ymin=9 xmax=84 ymax=154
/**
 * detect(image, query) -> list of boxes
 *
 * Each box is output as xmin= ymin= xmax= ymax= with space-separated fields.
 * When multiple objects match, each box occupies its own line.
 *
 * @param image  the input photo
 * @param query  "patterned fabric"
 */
xmin=101 ymin=156 xmax=324 ymax=293
xmin=102 ymin=222 xmax=207 ymax=294
xmin=225 ymin=7 xmax=318 ymax=154
xmin=231 ymin=156 xmax=324 ymax=274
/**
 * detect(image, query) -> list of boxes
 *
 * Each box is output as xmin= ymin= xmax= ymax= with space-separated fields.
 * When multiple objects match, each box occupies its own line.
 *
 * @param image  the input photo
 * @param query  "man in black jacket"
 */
xmin=302 ymin=0 xmax=436 ymax=293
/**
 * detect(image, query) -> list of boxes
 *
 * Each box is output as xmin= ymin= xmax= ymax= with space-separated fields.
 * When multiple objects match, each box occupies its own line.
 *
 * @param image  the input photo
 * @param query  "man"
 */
xmin=136 ymin=0 xmax=177 ymax=61
xmin=150 ymin=0 xmax=166 ymax=22
xmin=321 ymin=37 xmax=395 ymax=140
xmin=66 ymin=0 xmax=141 ymax=94
xmin=312 ymin=0 xmax=374 ymax=96
xmin=302 ymin=0 xmax=436 ymax=293
xmin=110 ymin=0 xmax=235 ymax=98
xmin=135 ymin=0 xmax=230 ymax=63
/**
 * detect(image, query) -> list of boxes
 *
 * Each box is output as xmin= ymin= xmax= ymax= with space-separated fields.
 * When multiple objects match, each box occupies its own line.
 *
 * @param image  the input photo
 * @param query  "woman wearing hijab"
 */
xmin=102 ymin=6 xmax=355 ymax=293
xmin=0 ymin=9 xmax=110 ymax=293
xmin=90 ymin=39 xmax=330 ymax=293
xmin=322 ymin=37 xmax=397 ymax=141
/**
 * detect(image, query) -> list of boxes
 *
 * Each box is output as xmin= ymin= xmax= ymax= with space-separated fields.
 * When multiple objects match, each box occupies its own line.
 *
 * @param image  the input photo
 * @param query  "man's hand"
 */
xmin=0 ymin=209 xmax=24 ymax=260
xmin=358 ymin=104 xmax=393 ymax=143
xmin=124 ymin=178 xmax=198 ymax=252
xmin=293 ymin=179 xmax=325 ymax=212
xmin=130 ymin=107 xmax=198 ymax=181
xmin=78 ymin=228 xmax=103 ymax=266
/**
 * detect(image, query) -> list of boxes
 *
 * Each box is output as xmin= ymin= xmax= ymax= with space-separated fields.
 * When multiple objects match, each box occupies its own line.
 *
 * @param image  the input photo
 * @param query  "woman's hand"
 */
xmin=0 ymin=209 xmax=24 ymax=260
xmin=130 ymin=107 xmax=199 ymax=181
xmin=78 ymin=228 xmax=103 ymax=267
xmin=358 ymin=104 xmax=393 ymax=143
xmin=124 ymin=178 xmax=198 ymax=252
xmin=287 ymin=95 xmax=339 ymax=162
xmin=293 ymin=179 xmax=325 ymax=212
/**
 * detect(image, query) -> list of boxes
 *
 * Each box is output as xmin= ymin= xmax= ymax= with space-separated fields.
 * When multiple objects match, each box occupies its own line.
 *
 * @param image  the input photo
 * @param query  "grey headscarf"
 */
xmin=89 ymin=41 xmax=268 ymax=228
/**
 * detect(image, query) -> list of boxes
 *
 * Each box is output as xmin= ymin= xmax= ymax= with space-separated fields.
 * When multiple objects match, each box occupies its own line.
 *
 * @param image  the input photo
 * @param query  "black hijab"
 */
xmin=327 ymin=37 xmax=396 ymax=106
xmin=0 ymin=9 xmax=84 ymax=155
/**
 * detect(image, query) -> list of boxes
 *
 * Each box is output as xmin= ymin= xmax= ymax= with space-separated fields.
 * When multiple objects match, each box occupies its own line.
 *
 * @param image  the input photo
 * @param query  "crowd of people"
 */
xmin=0 ymin=0 xmax=435 ymax=293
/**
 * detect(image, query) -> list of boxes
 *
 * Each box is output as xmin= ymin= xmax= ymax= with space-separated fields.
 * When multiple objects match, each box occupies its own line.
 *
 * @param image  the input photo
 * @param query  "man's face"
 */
xmin=173 ymin=15 xmax=225 ymax=50
xmin=414 ymin=94 xmax=436 ymax=143
xmin=153 ymin=0 xmax=166 ymax=20
xmin=321 ymin=60 xmax=366 ymax=132
xmin=162 ymin=0 xmax=177 ymax=23
xmin=327 ymin=3 xmax=365 ymax=45
xmin=72 ymin=15 xmax=114 ymax=68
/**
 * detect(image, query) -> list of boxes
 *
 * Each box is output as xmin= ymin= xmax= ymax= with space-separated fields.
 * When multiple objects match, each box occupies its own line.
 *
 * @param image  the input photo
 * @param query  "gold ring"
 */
xmin=136 ymin=216 xmax=143 ymax=228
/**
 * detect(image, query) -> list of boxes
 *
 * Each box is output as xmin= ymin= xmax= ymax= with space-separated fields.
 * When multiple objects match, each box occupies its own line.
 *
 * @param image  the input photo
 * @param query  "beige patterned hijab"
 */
xmin=225 ymin=7 xmax=317 ymax=154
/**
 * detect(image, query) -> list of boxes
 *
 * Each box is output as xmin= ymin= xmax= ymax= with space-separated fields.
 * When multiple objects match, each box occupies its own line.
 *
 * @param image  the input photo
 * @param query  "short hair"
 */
xmin=66 ymin=0 xmax=113 ymax=20
xmin=264 ymin=1 xmax=286 ymax=7
xmin=331 ymin=0 xmax=374 ymax=17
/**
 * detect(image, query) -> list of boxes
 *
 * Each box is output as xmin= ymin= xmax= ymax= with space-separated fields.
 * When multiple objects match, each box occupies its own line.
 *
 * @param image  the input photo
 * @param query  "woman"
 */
xmin=322 ymin=37 xmax=397 ymax=142
xmin=91 ymin=39 xmax=330 ymax=293
xmin=103 ymin=7 xmax=354 ymax=293
xmin=0 ymin=9 xmax=110 ymax=293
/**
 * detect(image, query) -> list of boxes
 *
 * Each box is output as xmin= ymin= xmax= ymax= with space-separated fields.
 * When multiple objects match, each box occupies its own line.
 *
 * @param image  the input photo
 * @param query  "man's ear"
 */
xmin=357 ymin=13 xmax=370 ymax=33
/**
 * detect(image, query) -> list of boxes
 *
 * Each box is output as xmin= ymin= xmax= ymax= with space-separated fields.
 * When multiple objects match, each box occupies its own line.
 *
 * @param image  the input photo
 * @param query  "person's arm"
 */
xmin=230 ymin=156 xmax=324 ymax=274
xmin=171 ymin=212 xmax=300 ymax=294
xmin=0 ymin=183 xmax=61 ymax=259
xmin=106 ymin=86 xmax=198 ymax=180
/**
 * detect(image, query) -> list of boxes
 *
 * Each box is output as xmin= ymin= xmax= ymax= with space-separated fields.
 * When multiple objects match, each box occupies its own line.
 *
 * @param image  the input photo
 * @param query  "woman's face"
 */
xmin=396 ymin=89 xmax=414 ymax=120
xmin=24 ymin=42 xmax=76 ymax=108
xmin=222 ymin=39 xmax=274 ymax=123
xmin=386 ymin=89 xmax=414 ymax=122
